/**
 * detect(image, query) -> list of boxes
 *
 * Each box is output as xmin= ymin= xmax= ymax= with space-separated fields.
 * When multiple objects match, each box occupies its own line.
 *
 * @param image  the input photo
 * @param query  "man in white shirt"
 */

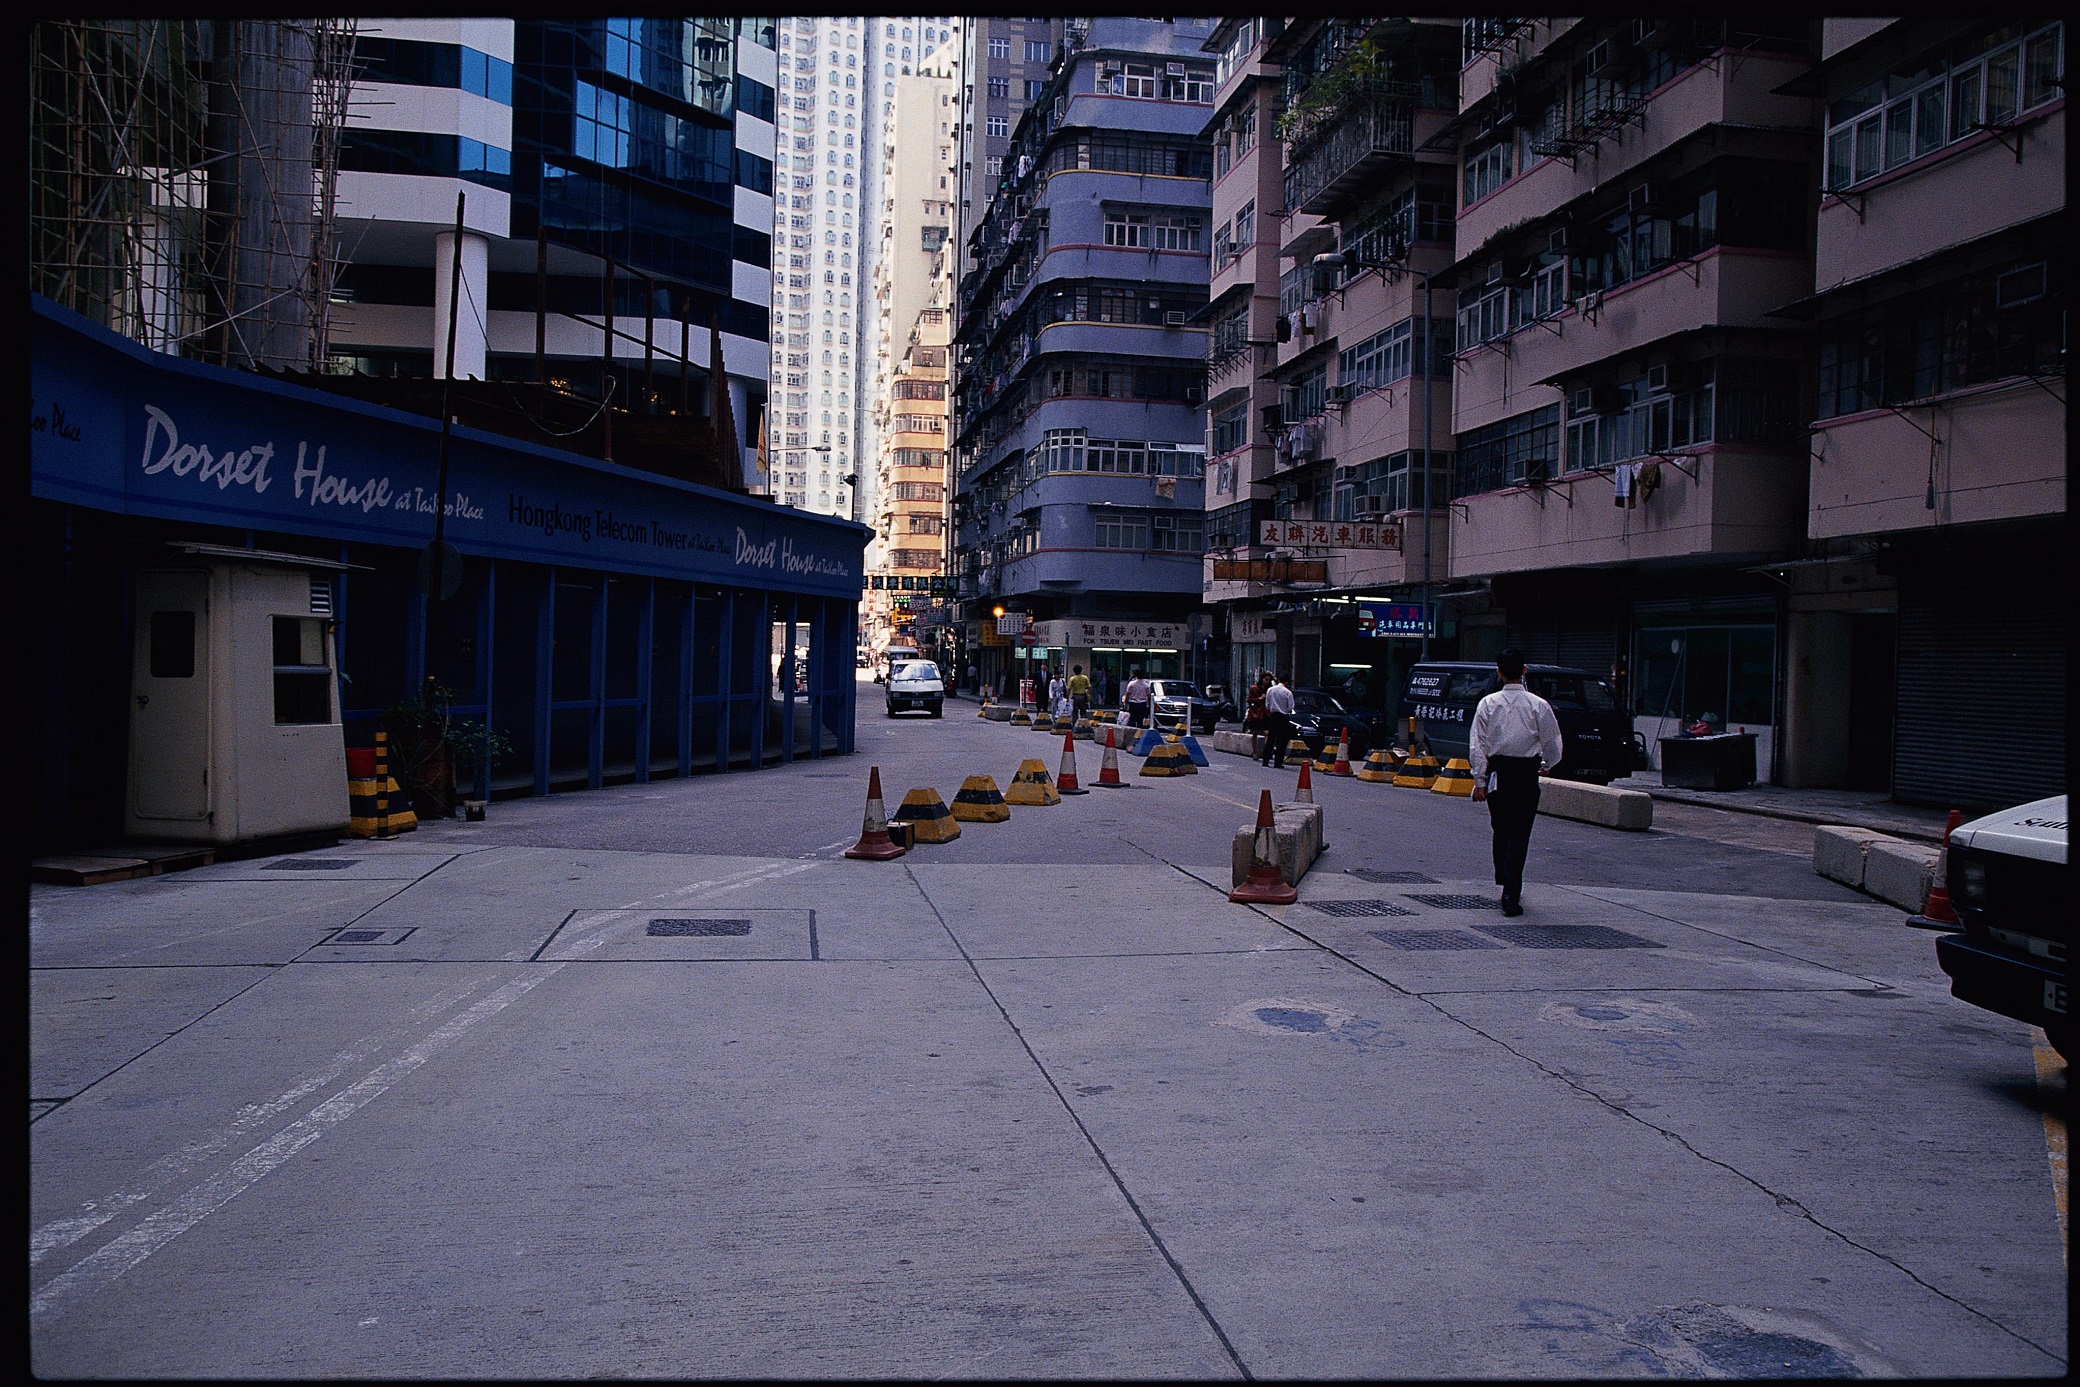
xmin=1123 ymin=669 xmax=1154 ymax=727
xmin=1260 ymin=673 xmax=1297 ymax=768
xmin=1469 ymin=649 xmax=1565 ymax=916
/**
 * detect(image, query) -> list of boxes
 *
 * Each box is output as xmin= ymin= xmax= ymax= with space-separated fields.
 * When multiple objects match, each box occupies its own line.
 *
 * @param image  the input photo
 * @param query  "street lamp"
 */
xmin=1314 ymin=247 xmax=1439 ymax=659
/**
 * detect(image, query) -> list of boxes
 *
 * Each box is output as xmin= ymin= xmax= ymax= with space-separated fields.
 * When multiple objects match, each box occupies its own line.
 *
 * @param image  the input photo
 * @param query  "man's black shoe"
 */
xmin=1501 ymin=900 xmax=1524 ymax=917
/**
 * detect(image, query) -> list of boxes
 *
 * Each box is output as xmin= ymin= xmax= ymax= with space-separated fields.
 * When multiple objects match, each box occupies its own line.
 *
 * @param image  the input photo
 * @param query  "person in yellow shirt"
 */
xmin=1066 ymin=664 xmax=1091 ymax=720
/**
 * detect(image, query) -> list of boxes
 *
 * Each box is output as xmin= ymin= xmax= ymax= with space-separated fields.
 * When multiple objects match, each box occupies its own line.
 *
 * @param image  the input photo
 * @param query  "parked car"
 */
xmin=1934 ymin=794 xmax=2068 ymax=1059
xmin=1149 ymin=678 xmax=1227 ymax=734
xmin=1289 ymin=686 xmax=1389 ymax=759
xmin=1400 ymin=661 xmax=1638 ymax=782
xmin=884 ymin=659 xmax=945 ymax=717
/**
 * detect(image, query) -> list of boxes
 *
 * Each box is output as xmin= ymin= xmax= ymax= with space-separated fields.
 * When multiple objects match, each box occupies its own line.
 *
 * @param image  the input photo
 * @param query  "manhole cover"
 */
xmin=1346 ymin=869 xmax=1438 ymax=884
xmin=1305 ymin=899 xmax=1417 ymax=917
xmin=334 ymin=929 xmax=384 ymax=942
xmin=1369 ymin=929 xmax=1505 ymax=950
xmin=1474 ymin=923 xmax=1664 ymax=950
xmin=1405 ymin=893 xmax=1501 ymax=910
xmin=646 ymin=918 xmax=752 ymax=937
xmin=265 ymin=860 xmax=358 ymax=871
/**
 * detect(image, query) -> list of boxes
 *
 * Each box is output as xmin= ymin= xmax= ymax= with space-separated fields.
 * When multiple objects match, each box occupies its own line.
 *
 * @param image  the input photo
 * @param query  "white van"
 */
xmin=874 ymin=644 xmax=921 ymax=684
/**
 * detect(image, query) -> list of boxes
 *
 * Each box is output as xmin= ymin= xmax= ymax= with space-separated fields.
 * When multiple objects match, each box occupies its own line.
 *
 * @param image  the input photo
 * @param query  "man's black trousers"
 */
xmin=1261 ymin=712 xmax=1293 ymax=766
xmin=1486 ymin=755 xmax=1542 ymax=905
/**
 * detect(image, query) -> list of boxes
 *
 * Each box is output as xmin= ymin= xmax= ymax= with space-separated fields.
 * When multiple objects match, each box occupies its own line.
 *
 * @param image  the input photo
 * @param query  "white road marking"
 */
xmin=30 ymin=965 xmax=564 ymax=1321
xmin=28 ymin=973 xmax=496 ymax=1267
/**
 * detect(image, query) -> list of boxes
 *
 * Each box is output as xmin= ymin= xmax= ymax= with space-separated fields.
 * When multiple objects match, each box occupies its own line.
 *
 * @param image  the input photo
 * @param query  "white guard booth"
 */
xmin=127 ymin=543 xmax=352 ymax=844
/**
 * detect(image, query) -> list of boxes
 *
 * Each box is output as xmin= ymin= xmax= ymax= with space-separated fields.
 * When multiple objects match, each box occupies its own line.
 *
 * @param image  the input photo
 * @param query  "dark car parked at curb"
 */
xmin=1150 ymin=679 xmax=1230 ymax=734
xmin=1400 ymin=662 xmax=1639 ymax=782
xmin=1289 ymin=687 xmax=1390 ymax=759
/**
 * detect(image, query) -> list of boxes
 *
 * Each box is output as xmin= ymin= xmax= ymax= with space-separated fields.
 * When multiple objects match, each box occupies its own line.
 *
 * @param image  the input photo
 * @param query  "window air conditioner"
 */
xmin=1167 ymin=62 xmax=1185 ymax=75
xmin=1325 ymin=383 xmax=1355 ymax=405
xmin=1628 ymin=182 xmax=1659 ymax=214
xmin=1646 ymin=363 xmax=1668 ymax=393
xmin=1586 ymin=37 xmax=1631 ymax=78
xmin=1165 ymin=310 xmax=1189 ymax=326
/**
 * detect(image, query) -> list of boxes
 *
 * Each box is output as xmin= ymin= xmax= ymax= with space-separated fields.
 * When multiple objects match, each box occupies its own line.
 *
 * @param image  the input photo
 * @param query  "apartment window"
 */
xmin=1025 ymin=79 xmax=1046 ymax=101
xmin=1095 ymin=512 xmax=1149 ymax=548
xmin=1212 ymin=401 xmax=1249 ymax=455
xmin=1026 ymin=39 xmax=1051 ymax=63
xmin=1211 ymin=306 xmax=1251 ymax=363
xmin=1112 ymin=62 xmax=1160 ymax=98
xmin=1455 ymin=405 xmax=1561 ymax=496
xmin=1344 ymin=450 xmax=1453 ymax=515
xmin=987 ymin=115 xmax=1010 ymax=138
xmin=1339 ymin=317 xmax=1452 ymax=391
xmin=1815 ymin=256 xmax=2064 ymax=418
xmin=1149 ymin=443 xmax=1206 ymax=477
xmin=1104 ymin=212 xmax=1150 ymax=247
xmin=1153 ymin=215 xmax=1201 ymax=251
xmin=1569 ymin=160 xmax=1806 ymax=299
xmin=1456 ymin=284 xmax=1511 ymax=348
xmin=987 ymin=76 xmax=1009 ymax=98
xmin=1087 ymin=438 xmax=1148 ymax=474
xmin=1232 ymin=201 xmax=1255 ymax=255
xmin=1236 ymin=106 xmax=1256 ymax=155
xmin=1150 ymin=512 xmax=1204 ymax=551
xmin=1215 ymin=134 xmax=1232 ymax=179
xmin=1824 ymin=21 xmax=2063 ymax=191
xmin=1040 ymin=427 xmax=1085 ymax=472
xmin=1212 ymin=221 xmax=1233 ymax=264
xmin=1283 ymin=365 xmax=1328 ymax=421
xmin=1464 ymin=134 xmax=1515 ymax=205
xmin=989 ymin=36 xmax=1011 ymax=60
xmin=1164 ymin=67 xmax=1215 ymax=103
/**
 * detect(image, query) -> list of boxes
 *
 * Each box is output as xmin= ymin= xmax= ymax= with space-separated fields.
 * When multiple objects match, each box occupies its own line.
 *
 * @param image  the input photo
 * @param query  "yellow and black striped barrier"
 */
xmin=950 ymin=775 xmax=1011 ymax=823
xmin=892 ymin=786 xmax=961 ymax=843
xmin=1429 ymin=758 xmax=1475 ymax=796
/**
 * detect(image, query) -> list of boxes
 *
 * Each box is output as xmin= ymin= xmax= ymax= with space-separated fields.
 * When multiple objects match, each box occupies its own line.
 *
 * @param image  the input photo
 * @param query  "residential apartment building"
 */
xmin=1201 ymin=18 xmax=1461 ymax=703
xmin=867 ymin=252 xmax=957 ymax=662
xmin=865 ymin=57 xmax=960 ymax=663
xmin=1205 ymin=15 xmax=2062 ymax=806
xmin=950 ymin=17 xmax=1219 ymax=697
xmin=327 ymin=18 xmax=778 ymax=490
xmin=951 ymin=19 xmax=1067 ymax=295
xmin=1778 ymin=17 xmax=2065 ymax=807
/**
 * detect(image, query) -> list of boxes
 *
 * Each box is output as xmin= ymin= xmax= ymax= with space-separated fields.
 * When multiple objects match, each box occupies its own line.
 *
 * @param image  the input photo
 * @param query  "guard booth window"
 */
xmin=272 ymin=616 xmax=333 ymax=724
xmin=150 ymin=612 xmax=195 ymax=678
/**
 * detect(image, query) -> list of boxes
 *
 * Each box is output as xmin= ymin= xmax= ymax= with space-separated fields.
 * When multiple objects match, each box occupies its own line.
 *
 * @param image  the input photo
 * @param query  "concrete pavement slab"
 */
xmin=182 ymin=845 xmax=462 ymax=882
xmin=31 ymin=955 xmax=1240 ymax=1379
xmin=31 ymin=965 xmax=277 ymax=1103
xmin=970 ymin=945 xmax=2060 ymax=1377
xmin=30 ymin=879 xmax=404 ymax=968
xmin=906 ymin=862 xmax=1306 ymax=958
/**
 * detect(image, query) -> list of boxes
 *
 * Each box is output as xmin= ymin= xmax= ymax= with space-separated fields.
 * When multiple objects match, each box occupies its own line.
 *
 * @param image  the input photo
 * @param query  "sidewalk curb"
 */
xmin=1628 ymin=785 xmax=1944 ymax=843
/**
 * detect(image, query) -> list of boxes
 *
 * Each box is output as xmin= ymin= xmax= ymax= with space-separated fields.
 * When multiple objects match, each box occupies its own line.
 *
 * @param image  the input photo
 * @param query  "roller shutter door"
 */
xmin=1893 ymin=551 xmax=2064 ymax=810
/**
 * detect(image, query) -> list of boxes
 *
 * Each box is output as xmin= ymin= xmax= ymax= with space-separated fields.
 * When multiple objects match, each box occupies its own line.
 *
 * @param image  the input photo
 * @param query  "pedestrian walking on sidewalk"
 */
xmin=1067 ymin=664 xmax=1091 ymax=720
xmin=1469 ymin=649 xmax=1565 ymax=917
xmin=1260 ymin=672 xmax=1295 ymax=767
xmin=1123 ymin=668 xmax=1153 ymax=727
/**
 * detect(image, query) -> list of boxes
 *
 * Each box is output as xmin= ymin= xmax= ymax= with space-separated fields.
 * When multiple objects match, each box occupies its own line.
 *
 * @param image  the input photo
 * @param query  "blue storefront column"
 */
xmin=747 ymin=591 xmax=769 ymax=769
xmin=634 ymin=580 xmax=655 ymax=782
xmin=587 ymin=579 xmax=608 ymax=790
xmin=714 ymin=590 xmax=733 ymax=773
xmin=677 ymin=588 xmax=695 ymax=778
xmin=534 ymin=569 xmax=556 ymax=796
xmin=475 ymin=561 xmax=497 ymax=801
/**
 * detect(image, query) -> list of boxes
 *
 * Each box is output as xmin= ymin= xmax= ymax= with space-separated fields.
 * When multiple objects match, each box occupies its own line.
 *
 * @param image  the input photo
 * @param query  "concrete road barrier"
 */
xmin=1536 ymin=777 xmax=1653 ymax=831
xmin=1864 ymin=838 xmax=1942 ymax=911
xmin=1212 ymin=730 xmax=1258 ymax=757
xmin=1813 ymin=825 xmax=1898 ymax=891
xmin=1230 ymin=801 xmax=1323 ymax=887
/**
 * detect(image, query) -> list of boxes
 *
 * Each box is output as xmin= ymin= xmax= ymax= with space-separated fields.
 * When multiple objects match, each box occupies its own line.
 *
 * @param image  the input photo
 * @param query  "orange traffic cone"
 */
xmin=1094 ymin=725 xmax=1128 ymax=788
xmin=1229 ymin=789 xmax=1298 ymax=905
xmin=843 ymin=765 xmax=907 ymax=860
xmin=1331 ymin=728 xmax=1354 ymax=776
xmin=1908 ymin=809 xmax=1964 ymax=930
xmin=1294 ymin=758 xmax=1314 ymax=804
xmin=1056 ymin=731 xmax=1088 ymax=794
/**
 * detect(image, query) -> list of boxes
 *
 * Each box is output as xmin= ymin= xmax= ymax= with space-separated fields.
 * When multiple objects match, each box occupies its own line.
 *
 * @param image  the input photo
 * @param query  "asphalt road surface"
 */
xmin=30 ymin=677 xmax=2068 ymax=1377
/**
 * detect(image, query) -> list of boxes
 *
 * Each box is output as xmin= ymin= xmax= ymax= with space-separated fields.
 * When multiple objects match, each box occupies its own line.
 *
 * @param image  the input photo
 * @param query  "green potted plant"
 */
xmin=381 ymin=681 xmax=460 ymax=820
xmin=447 ymin=718 xmax=513 ymax=821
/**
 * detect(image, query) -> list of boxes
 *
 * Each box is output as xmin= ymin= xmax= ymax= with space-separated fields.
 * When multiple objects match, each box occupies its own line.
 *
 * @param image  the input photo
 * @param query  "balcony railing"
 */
xmin=1283 ymin=88 xmax=1417 ymax=219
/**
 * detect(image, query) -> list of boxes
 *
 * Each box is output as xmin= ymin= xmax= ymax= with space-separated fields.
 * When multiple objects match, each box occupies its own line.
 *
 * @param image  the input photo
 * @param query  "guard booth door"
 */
xmin=130 ymin=570 xmax=212 ymax=824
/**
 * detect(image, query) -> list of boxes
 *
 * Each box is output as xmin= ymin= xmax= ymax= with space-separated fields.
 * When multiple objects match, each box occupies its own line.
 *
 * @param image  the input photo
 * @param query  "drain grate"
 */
xmin=1304 ymin=899 xmax=1417 ymax=918
xmin=265 ymin=859 xmax=359 ymax=871
xmin=646 ymin=918 xmax=752 ymax=937
xmin=1346 ymin=869 xmax=1439 ymax=884
xmin=1473 ymin=923 xmax=1664 ymax=950
xmin=326 ymin=927 xmax=413 ymax=945
xmin=1369 ymin=929 xmax=1505 ymax=951
xmin=1405 ymin=893 xmax=1502 ymax=910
